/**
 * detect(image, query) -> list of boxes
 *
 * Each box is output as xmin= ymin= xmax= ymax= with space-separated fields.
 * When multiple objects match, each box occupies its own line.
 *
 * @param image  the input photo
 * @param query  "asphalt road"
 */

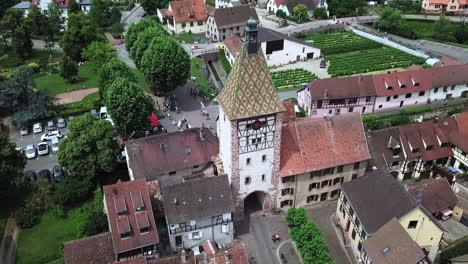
xmin=10 ymin=121 xmax=68 ymax=174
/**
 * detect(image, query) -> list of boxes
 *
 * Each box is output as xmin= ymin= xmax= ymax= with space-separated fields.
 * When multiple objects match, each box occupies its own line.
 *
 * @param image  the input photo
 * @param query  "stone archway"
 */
xmin=243 ymin=191 xmax=273 ymax=217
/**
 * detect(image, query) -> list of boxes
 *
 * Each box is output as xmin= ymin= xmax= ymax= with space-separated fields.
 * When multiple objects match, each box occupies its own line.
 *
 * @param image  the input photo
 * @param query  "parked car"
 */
xmin=100 ymin=107 xmax=114 ymax=125
xmin=51 ymin=137 xmax=60 ymax=153
xmin=53 ymin=165 xmax=64 ymax=182
xmin=24 ymin=170 xmax=37 ymax=184
xmin=46 ymin=120 xmax=56 ymax=130
xmin=26 ymin=144 xmax=37 ymax=159
xmin=320 ymin=59 xmax=327 ymax=68
xmin=38 ymin=169 xmax=52 ymax=183
xmin=20 ymin=127 xmax=29 ymax=136
xmin=41 ymin=130 xmax=63 ymax=141
xmin=33 ymin=123 xmax=43 ymax=134
xmin=57 ymin=118 xmax=67 ymax=128
xmin=37 ymin=142 xmax=49 ymax=156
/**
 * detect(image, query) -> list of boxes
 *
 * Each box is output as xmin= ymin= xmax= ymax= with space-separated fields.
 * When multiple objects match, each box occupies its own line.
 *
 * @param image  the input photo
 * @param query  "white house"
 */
xmin=267 ymin=0 xmax=327 ymax=17
xmin=224 ymin=26 xmax=321 ymax=67
xmin=80 ymin=0 xmax=92 ymax=13
xmin=428 ymin=65 xmax=468 ymax=103
xmin=158 ymin=0 xmax=208 ymax=35
xmin=11 ymin=1 xmax=31 ymax=16
xmin=215 ymin=0 xmax=241 ymax=8
xmin=206 ymin=5 xmax=258 ymax=42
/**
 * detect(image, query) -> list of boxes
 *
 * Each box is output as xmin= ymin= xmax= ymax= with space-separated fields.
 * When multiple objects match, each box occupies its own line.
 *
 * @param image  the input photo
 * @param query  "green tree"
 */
xmin=375 ymin=7 xmax=403 ymax=32
xmin=106 ymin=78 xmax=154 ymax=137
xmin=57 ymin=113 xmax=118 ymax=180
xmin=125 ymin=17 xmax=160 ymax=53
xmin=0 ymin=133 xmax=26 ymax=200
xmin=141 ymin=0 xmax=170 ymax=15
xmin=60 ymin=55 xmax=79 ymax=82
xmin=68 ymin=0 xmax=82 ymax=14
xmin=141 ymin=37 xmax=190 ymax=95
xmin=89 ymin=0 xmax=110 ymax=27
xmin=98 ymin=58 xmax=137 ymax=99
xmin=111 ymin=23 xmax=124 ymax=38
xmin=53 ymin=177 xmax=95 ymax=206
xmin=11 ymin=23 xmax=33 ymax=60
xmin=285 ymin=207 xmax=309 ymax=229
xmin=293 ymin=4 xmax=308 ymax=23
xmin=328 ymin=0 xmax=366 ymax=17
xmin=27 ymin=5 xmax=49 ymax=36
xmin=313 ymin=7 xmax=328 ymax=19
xmin=109 ymin=7 xmax=122 ymax=25
xmin=276 ymin=9 xmax=287 ymax=18
xmin=0 ymin=0 xmax=20 ymax=19
xmin=455 ymin=23 xmax=468 ymax=44
xmin=60 ymin=12 xmax=102 ymax=62
xmin=27 ymin=178 xmax=54 ymax=212
xmin=48 ymin=2 xmax=63 ymax=33
xmin=82 ymin=41 xmax=115 ymax=68
xmin=130 ymin=25 xmax=167 ymax=68
xmin=433 ymin=16 xmax=458 ymax=42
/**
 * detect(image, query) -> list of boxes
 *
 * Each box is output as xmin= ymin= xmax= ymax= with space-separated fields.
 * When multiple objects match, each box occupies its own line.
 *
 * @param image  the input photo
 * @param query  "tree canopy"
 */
xmin=0 ymin=133 xmax=26 ymax=200
xmin=130 ymin=25 xmax=167 ymax=68
xmin=293 ymin=4 xmax=308 ymax=23
xmin=328 ymin=0 xmax=367 ymax=17
xmin=98 ymin=58 xmax=137 ymax=99
xmin=141 ymin=0 xmax=170 ymax=15
xmin=82 ymin=41 xmax=115 ymax=68
xmin=125 ymin=17 xmax=160 ymax=53
xmin=2 ymin=9 xmax=32 ymax=60
xmin=106 ymin=78 xmax=154 ymax=137
xmin=89 ymin=0 xmax=111 ymax=27
xmin=141 ymin=37 xmax=190 ymax=96
xmin=68 ymin=0 xmax=82 ymax=14
xmin=313 ymin=7 xmax=328 ymax=19
xmin=60 ymin=55 xmax=78 ymax=82
xmin=433 ymin=16 xmax=458 ymax=43
xmin=60 ymin=12 xmax=103 ymax=61
xmin=375 ymin=7 xmax=403 ymax=32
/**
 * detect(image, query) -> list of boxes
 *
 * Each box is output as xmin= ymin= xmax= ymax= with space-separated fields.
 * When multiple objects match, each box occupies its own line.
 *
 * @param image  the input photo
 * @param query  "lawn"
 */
xmin=218 ymin=50 xmax=232 ymax=74
xmin=132 ymin=68 xmax=149 ymax=91
xmin=0 ymin=49 xmax=62 ymax=69
xmin=16 ymin=203 xmax=92 ymax=264
xmin=191 ymin=57 xmax=216 ymax=98
xmin=173 ymin=32 xmax=196 ymax=43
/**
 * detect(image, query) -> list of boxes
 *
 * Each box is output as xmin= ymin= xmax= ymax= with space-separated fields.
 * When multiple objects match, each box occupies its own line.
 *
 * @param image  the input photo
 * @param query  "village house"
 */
xmin=452 ymin=180 xmax=468 ymax=226
xmin=337 ymin=170 xmax=445 ymax=262
xmin=12 ymin=0 xmax=92 ymax=20
xmin=367 ymin=112 xmax=468 ymax=181
xmin=215 ymin=0 xmax=240 ymax=8
xmin=278 ymin=111 xmax=371 ymax=208
xmin=361 ymin=218 xmax=429 ymax=264
xmin=224 ymin=26 xmax=320 ymax=67
xmin=161 ymin=175 xmax=234 ymax=252
xmin=158 ymin=0 xmax=208 ymax=34
xmin=206 ymin=5 xmax=258 ymax=42
xmin=266 ymin=0 xmax=328 ymax=17
xmin=297 ymin=64 xmax=468 ymax=118
xmin=422 ymin=0 xmax=468 ymax=14
xmin=125 ymin=128 xmax=219 ymax=187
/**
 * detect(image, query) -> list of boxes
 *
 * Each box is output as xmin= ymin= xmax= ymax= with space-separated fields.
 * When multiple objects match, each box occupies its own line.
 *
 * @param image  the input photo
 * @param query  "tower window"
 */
xmin=245 ymin=177 xmax=251 ymax=185
xmin=246 ymin=158 xmax=251 ymax=165
xmin=262 ymin=155 xmax=267 ymax=162
xmin=262 ymin=174 xmax=265 ymax=181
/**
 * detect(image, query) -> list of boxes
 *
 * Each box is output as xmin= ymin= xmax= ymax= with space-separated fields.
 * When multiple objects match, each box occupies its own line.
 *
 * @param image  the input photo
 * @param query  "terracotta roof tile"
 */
xmin=169 ymin=0 xmax=207 ymax=23
xmin=434 ymin=57 xmax=464 ymax=67
xmin=206 ymin=242 xmax=248 ymax=264
xmin=406 ymin=178 xmax=458 ymax=214
xmin=203 ymin=240 xmax=219 ymax=257
xmin=120 ymin=257 xmax=148 ymax=264
xmin=224 ymin=33 xmax=242 ymax=59
xmin=63 ymin=232 xmax=115 ymax=264
xmin=373 ymin=69 xmax=431 ymax=97
xmin=280 ymin=113 xmax=370 ymax=176
xmin=307 ymin=75 xmax=376 ymax=100
xmin=427 ymin=64 xmax=468 ymax=88
xmin=367 ymin=127 xmax=405 ymax=170
xmin=103 ymin=179 xmax=159 ymax=254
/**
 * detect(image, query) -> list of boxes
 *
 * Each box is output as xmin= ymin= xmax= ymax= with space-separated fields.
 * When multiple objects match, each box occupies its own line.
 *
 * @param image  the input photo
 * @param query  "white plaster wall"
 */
xmin=262 ymin=39 xmax=320 ymax=67
xmin=215 ymin=0 xmax=236 ymax=8
xmin=225 ymin=48 xmax=236 ymax=66
xmin=82 ymin=5 xmax=91 ymax=13
xmin=174 ymin=21 xmax=207 ymax=34
xmin=39 ymin=0 xmax=53 ymax=12
xmin=267 ymin=0 xmax=277 ymax=13
xmin=238 ymin=147 xmax=275 ymax=197
xmin=169 ymin=222 xmax=234 ymax=250
xmin=278 ymin=4 xmax=290 ymax=16
xmin=217 ymin=107 xmax=233 ymax=181
xmin=374 ymin=91 xmax=429 ymax=112
xmin=428 ymin=84 xmax=468 ymax=102
xmin=309 ymin=105 xmax=373 ymax=119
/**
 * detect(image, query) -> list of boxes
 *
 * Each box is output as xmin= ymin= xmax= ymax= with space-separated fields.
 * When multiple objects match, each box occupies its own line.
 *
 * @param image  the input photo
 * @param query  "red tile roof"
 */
xmin=206 ymin=242 xmax=248 ymax=264
xmin=125 ymin=128 xmax=219 ymax=180
xmin=280 ymin=113 xmax=370 ymax=177
xmin=63 ymin=232 xmax=115 ymax=264
xmin=281 ymin=101 xmax=296 ymax=123
xmin=54 ymin=0 xmax=69 ymax=8
xmin=407 ymin=178 xmax=458 ymax=214
xmin=224 ymin=33 xmax=242 ymax=59
xmin=434 ymin=57 xmax=464 ymax=67
xmin=444 ymin=112 xmax=468 ymax=153
xmin=203 ymin=240 xmax=219 ymax=257
xmin=372 ymin=69 xmax=431 ymax=97
xmin=169 ymin=0 xmax=207 ymax=23
xmin=428 ymin=64 xmax=468 ymax=88
xmin=103 ymin=179 xmax=159 ymax=254
xmin=307 ymin=75 xmax=376 ymax=100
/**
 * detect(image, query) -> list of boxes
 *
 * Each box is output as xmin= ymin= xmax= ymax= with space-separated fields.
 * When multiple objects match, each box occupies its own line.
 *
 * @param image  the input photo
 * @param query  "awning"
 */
xmin=148 ymin=115 xmax=159 ymax=126
xmin=441 ymin=208 xmax=453 ymax=217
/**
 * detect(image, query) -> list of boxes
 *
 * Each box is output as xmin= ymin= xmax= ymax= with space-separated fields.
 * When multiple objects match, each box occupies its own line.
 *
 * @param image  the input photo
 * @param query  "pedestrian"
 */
xmin=272 ymin=235 xmax=276 ymax=243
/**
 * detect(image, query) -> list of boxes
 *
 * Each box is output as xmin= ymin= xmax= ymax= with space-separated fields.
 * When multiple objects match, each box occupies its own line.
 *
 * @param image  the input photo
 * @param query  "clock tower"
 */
xmin=216 ymin=17 xmax=285 ymax=219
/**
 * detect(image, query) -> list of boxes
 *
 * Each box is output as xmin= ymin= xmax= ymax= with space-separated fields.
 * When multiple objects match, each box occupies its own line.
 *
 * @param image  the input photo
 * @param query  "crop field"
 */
xmin=301 ymin=32 xmax=382 ymax=55
xmin=327 ymin=47 xmax=425 ymax=77
xmin=271 ymin=69 xmax=318 ymax=90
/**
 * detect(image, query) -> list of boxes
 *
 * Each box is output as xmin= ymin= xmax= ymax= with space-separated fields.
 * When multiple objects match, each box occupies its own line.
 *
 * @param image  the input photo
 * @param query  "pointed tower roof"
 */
xmin=216 ymin=46 xmax=285 ymax=120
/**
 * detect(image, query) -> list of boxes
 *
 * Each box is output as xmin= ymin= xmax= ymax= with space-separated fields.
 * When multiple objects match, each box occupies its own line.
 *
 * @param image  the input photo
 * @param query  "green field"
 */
xmin=16 ymin=203 xmax=92 ymax=264
xmin=271 ymin=69 xmax=318 ymax=90
xmin=190 ymin=57 xmax=216 ymax=98
xmin=0 ymin=49 xmax=62 ymax=69
xmin=405 ymin=20 xmax=435 ymax=38
xmin=300 ymin=31 xmax=382 ymax=55
xmin=174 ymin=32 xmax=196 ymax=43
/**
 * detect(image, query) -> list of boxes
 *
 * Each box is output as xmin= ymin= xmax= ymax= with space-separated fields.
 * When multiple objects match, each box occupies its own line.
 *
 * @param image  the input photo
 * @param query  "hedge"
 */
xmin=440 ymin=235 xmax=468 ymax=263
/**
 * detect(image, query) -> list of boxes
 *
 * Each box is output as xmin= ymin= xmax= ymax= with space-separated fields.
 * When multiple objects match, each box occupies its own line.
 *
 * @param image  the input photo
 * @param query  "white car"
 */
xmin=33 ymin=123 xmax=43 ymax=134
xmin=57 ymin=118 xmax=67 ymax=128
xmin=99 ymin=107 xmax=114 ymax=126
xmin=37 ymin=142 xmax=49 ymax=156
xmin=41 ymin=130 xmax=63 ymax=141
xmin=26 ymin=144 xmax=36 ymax=159
xmin=20 ymin=127 xmax=29 ymax=136
xmin=51 ymin=137 xmax=60 ymax=153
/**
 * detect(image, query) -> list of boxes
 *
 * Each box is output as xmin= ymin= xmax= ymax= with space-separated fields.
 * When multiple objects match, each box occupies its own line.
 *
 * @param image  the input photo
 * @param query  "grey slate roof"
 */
xmin=12 ymin=1 xmax=30 ymax=9
xmin=341 ymin=170 xmax=418 ymax=234
xmin=209 ymin=5 xmax=258 ymax=29
xmin=161 ymin=175 xmax=234 ymax=224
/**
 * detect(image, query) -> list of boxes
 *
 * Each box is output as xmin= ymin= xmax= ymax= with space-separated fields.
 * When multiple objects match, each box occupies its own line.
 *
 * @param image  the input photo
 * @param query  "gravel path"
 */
xmin=54 ymin=88 xmax=98 ymax=105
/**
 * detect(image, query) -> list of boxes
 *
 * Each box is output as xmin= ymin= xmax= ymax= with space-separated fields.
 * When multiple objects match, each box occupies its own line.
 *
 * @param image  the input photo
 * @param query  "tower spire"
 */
xmin=244 ymin=16 xmax=260 ymax=55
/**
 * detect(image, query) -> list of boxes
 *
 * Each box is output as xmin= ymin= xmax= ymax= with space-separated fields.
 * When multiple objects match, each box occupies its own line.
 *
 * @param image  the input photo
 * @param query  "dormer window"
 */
xmin=392 ymin=147 xmax=400 ymax=157
xmin=384 ymin=81 xmax=392 ymax=90
xmin=411 ymin=77 xmax=419 ymax=86
xmin=120 ymin=232 xmax=130 ymax=239
xmin=412 ymin=147 xmax=419 ymax=153
xmin=398 ymin=80 xmax=406 ymax=88
xmin=426 ymin=145 xmax=433 ymax=150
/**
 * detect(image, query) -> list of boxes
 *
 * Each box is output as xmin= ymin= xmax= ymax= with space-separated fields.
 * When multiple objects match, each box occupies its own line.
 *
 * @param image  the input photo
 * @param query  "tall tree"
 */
xmin=125 ymin=17 xmax=159 ymax=53
xmin=110 ymin=23 xmax=124 ymax=38
xmin=57 ymin=113 xmax=118 ymax=180
xmin=106 ymin=78 xmax=154 ymax=137
xmin=0 ymin=66 xmax=35 ymax=111
xmin=98 ymin=58 xmax=137 ymax=99
xmin=433 ymin=16 xmax=457 ymax=42
xmin=375 ymin=7 xmax=403 ymax=32
xmin=48 ymin=2 xmax=63 ymax=33
xmin=68 ymin=0 xmax=82 ymax=14
xmin=141 ymin=0 xmax=170 ymax=15
xmin=27 ymin=5 xmax=48 ymax=36
xmin=293 ymin=4 xmax=308 ymax=23
xmin=109 ymin=7 xmax=122 ymax=25
xmin=82 ymin=41 xmax=115 ymax=68
xmin=0 ymin=133 xmax=26 ymax=200
xmin=11 ymin=23 xmax=32 ymax=61
xmin=0 ymin=0 xmax=20 ymax=19
xmin=141 ymin=37 xmax=190 ymax=96
xmin=328 ymin=0 xmax=366 ymax=17
xmin=60 ymin=12 xmax=102 ymax=61
xmin=130 ymin=25 xmax=167 ymax=68
xmin=60 ymin=55 xmax=78 ymax=82
xmin=89 ymin=0 xmax=110 ymax=27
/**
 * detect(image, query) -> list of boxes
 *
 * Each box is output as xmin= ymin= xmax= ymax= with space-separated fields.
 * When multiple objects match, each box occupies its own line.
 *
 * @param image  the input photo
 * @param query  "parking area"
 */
xmin=10 ymin=120 xmax=68 ymax=176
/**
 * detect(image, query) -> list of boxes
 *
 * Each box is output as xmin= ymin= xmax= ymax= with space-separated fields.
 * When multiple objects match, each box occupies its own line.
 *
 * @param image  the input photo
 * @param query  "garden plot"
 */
xmin=271 ymin=69 xmax=318 ymax=90
xmin=301 ymin=32 xmax=381 ymax=55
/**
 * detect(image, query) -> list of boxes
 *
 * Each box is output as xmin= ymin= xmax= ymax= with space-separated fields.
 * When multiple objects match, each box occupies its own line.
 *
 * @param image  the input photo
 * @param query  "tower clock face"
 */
xmin=252 ymin=120 xmax=262 ymax=130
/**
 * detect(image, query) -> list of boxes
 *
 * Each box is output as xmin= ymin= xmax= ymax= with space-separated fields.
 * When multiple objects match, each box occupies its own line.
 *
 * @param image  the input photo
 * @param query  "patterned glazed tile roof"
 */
xmin=216 ymin=45 xmax=285 ymax=120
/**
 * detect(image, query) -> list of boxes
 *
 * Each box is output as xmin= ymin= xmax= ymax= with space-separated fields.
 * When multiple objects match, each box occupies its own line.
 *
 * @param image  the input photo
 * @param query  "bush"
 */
xmin=16 ymin=205 xmax=40 ymax=229
xmin=286 ymin=207 xmax=308 ymax=229
xmin=448 ymin=106 xmax=463 ymax=116
xmin=364 ymin=116 xmax=386 ymax=131
xmin=53 ymin=177 xmax=94 ymax=207
xmin=276 ymin=9 xmax=287 ymax=19
xmin=82 ymin=211 xmax=109 ymax=236
xmin=440 ymin=236 xmax=468 ymax=263
xmin=51 ymin=205 xmax=66 ymax=219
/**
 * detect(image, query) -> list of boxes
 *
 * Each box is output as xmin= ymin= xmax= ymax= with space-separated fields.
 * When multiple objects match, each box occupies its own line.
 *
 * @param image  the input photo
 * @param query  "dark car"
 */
xmin=53 ymin=165 xmax=64 ymax=182
xmin=46 ymin=120 xmax=56 ymax=131
xmin=38 ymin=169 xmax=52 ymax=183
xmin=320 ymin=59 xmax=326 ymax=68
xmin=24 ymin=170 xmax=37 ymax=184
